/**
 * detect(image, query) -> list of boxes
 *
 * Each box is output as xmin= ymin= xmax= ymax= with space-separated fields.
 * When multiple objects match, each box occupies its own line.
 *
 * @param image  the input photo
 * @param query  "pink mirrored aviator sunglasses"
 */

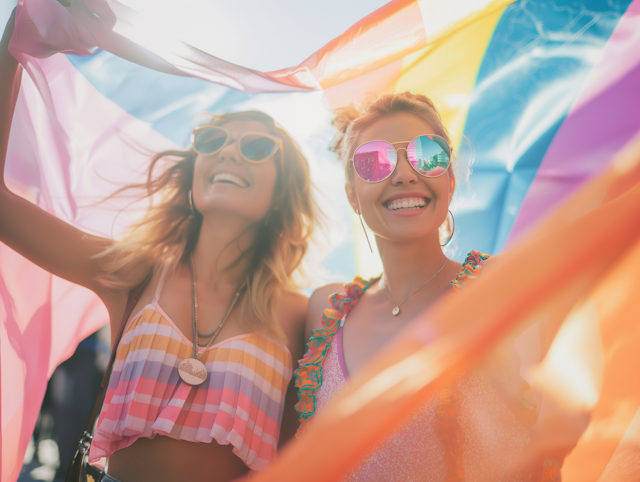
xmin=191 ymin=125 xmax=284 ymax=170
xmin=350 ymin=134 xmax=452 ymax=183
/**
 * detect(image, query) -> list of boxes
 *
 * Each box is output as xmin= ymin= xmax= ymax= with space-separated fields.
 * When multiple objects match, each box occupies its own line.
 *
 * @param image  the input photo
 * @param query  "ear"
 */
xmin=448 ymin=173 xmax=456 ymax=204
xmin=345 ymin=183 xmax=360 ymax=214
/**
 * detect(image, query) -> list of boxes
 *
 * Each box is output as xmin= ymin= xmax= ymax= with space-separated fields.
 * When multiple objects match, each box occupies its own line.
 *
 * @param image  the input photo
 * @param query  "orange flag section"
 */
xmin=248 ymin=130 xmax=640 ymax=481
xmin=561 ymin=241 xmax=640 ymax=478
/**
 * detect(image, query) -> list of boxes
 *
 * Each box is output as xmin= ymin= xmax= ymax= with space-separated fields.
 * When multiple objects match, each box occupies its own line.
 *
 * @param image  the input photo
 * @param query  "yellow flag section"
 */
xmin=400 ymin=0 xmax=511 ymax=149
xmin=249 ymin=125 xmax=640 ymax=480
xmin=323 ymin=0 xmax=513 ymax=148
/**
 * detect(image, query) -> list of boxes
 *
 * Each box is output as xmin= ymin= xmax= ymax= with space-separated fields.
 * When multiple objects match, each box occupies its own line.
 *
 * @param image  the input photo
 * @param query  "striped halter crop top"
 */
xmin=89 ymin=264 xmax=293 ymax=470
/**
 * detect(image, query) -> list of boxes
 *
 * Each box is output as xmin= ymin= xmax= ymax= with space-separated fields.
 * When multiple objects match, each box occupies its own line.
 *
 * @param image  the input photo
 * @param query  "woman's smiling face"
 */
xmin=346 ymin=112 xmax=455 ymax=243
xmin=192 ymin=119 xmax=279 ymax=223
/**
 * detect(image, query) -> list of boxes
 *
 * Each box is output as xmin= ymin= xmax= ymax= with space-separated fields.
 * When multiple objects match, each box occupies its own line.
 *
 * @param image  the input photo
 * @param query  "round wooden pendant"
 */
xmin=392 ymin=306 xmax=400 ymax=316
xmin=178 ymin=358 xmax=208 ymax=386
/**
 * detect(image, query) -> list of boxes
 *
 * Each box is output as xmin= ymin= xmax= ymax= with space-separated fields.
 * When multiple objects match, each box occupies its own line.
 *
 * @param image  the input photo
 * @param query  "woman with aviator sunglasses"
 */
xmin=0 ymin=13 xmax=318 ymax=482
xmin=296 ymin=93 xmax=539 ymax=481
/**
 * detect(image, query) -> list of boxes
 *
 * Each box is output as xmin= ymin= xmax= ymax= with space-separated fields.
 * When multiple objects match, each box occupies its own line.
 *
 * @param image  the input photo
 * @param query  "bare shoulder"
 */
xmin=480 ymin=253 xmax=498 ymax=273
xmin=306 ymin=282 xmax=344 ymax=338
xmin=276 ymin=291 xmax=309 ymax=362
xmin=279 ymin=290 xmax=308 ymax=326
xmin=278 ymin=290 xmax=308 ymax=341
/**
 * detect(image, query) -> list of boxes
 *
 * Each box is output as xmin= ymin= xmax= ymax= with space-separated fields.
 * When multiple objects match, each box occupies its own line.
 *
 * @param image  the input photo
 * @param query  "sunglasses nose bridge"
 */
xmin=390 ymin=149 xmax=420 ymax=185
xmin=217 ymin=136 xmax=243 ymax=163
xmin=394 ymin=146 xmax=411 ymax=166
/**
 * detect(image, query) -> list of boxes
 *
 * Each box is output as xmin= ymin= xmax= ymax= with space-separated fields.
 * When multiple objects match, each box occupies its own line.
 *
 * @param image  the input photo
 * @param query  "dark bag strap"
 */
xmin=65 ymin=277 xmax=150 ymax=482
xmin=65 ymin=277 xmax=151 ymax=482
xmin=85 ymin=277 xmax=151 ymax=434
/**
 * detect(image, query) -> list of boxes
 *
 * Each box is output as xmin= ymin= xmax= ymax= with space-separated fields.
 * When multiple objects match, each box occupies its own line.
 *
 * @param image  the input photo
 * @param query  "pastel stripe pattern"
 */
xmin=88 ymin=304 xmax=292 ymax=470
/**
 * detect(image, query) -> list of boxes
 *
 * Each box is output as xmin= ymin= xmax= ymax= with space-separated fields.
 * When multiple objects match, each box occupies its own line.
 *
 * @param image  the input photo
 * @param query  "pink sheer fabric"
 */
xmin=317 ymin=330 xmax=530 ymax=482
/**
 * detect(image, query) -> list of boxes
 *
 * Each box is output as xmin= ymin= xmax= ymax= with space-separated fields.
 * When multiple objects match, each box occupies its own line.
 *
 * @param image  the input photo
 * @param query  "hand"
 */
xmin=1 ymin=8 xmax=16 ymax=52
xmin=1 ymin=8 xmax=20 ymax=106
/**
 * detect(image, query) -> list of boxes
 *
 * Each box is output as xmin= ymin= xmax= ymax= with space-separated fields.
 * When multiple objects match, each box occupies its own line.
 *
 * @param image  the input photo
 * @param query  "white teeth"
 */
xmin=212 ymin=172 xmax=248 ymax=187
xmin=385 ymin=197 xmax=428 ymax=211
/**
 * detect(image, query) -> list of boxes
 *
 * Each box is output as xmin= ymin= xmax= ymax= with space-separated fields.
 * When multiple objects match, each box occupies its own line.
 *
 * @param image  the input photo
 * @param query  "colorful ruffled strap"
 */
xmin=294 ymin=250 xmax=491 ymax=438
xmin=294 ymin=276 xmax=378 ymax=437
xmin=450 ymin=250 xmax=490 ymax=292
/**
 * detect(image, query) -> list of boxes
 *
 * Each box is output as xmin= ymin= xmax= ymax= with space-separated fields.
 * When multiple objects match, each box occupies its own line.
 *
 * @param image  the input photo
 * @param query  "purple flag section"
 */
xmin=508 ymin=0 xmax=640 ymax=245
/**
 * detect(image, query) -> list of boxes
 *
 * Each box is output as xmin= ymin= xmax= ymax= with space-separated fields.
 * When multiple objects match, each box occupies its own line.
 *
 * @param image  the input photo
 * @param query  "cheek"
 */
xmin=192 ymin=156 xmax=211 ymax=187
xmin=251 ymin=164 xmax=279 ymax=203
xmin=353 ymin=179 xmax=384 ymax=207
xmin=434 ymin=176 xmax=454 ymax=203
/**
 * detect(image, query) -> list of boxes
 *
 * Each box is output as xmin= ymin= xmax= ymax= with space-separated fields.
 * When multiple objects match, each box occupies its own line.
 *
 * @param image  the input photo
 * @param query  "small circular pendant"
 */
xmin=178 ymin=358 xmax=207 ymax=386
xmin=392 ymin=306 xmax=400 ymax=316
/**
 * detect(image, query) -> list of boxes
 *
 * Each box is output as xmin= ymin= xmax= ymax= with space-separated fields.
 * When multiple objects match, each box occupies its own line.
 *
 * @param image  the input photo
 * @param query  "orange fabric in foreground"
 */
xmin=246 ymin=131 xmax=640 ymax=481
xmin=561 ymin=240 xmax=640 ymax=479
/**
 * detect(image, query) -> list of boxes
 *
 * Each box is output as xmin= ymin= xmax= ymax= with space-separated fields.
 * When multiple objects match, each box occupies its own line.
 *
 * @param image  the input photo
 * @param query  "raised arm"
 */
xmin=0 ymin=12 xmax=117 ymax=299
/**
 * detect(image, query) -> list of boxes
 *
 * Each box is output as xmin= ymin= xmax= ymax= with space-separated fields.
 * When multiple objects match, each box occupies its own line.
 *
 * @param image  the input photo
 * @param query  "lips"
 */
xmin=209 ymin=172 xmax=249 ymax=188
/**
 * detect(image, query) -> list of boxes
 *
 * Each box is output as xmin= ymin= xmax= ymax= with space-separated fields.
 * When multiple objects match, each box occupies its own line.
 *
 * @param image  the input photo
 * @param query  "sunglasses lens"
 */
xmin=407 ymin=135 xmax=450 ymax=177
xmin=353 ymin=141 xmax=397 ymax=182
xmin=194 ymin=127 xmax=228 ymax=154
xmin=240 ymin=134 xmax=277 ymax=162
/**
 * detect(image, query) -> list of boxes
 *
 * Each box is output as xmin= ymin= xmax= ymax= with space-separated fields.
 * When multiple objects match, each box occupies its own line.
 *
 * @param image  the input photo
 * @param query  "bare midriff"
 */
xmin=108 ymin=436 xmax=250 ymax=482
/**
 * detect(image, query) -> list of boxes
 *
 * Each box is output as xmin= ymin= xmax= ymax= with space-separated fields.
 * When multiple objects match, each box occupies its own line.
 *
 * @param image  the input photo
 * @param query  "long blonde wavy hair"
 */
xmin=97 ymin=111 xmax=319 ymax=341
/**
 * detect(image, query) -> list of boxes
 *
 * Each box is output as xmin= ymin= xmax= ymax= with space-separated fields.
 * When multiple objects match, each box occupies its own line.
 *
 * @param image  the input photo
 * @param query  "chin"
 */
xmin=381 ymin=227 xmax=439 ymax=244
xmin=207 ymin=204 xmax=270 ymax=223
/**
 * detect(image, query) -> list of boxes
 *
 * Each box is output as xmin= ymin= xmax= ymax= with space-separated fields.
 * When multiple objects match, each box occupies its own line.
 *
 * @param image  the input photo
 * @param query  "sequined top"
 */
xmin=89 ymin=263 xmax=293 ymax=470
xmin=316 ymin=329 xmax=530 ymax=481
xmin=297 ymin=251 xmax=534 ymax=481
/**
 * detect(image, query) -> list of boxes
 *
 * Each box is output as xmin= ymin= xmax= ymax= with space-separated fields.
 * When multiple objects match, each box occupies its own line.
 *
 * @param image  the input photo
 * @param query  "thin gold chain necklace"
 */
xmin=381 ymin=259 xmax=448 ymax=316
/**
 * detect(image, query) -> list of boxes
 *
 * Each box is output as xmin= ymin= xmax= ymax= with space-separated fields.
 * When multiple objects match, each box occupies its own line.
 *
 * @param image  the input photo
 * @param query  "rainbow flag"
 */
xmin=2 ymin=0 xmax=639 ymax=480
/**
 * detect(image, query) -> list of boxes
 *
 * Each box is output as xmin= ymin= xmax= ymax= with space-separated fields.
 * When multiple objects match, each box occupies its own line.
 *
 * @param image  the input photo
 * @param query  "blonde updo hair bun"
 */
xmin=330 ymin=92 xmax=454 ymax=185
xmin=330 ymin=105 xmax=360 ymax=160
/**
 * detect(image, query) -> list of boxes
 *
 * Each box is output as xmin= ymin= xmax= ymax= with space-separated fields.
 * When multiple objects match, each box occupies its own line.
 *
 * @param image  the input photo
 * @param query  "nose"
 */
xmin=218 ymin=137 xmax=241 ymax=164
xmin=390 ymin=148 xmax=418 ymax=185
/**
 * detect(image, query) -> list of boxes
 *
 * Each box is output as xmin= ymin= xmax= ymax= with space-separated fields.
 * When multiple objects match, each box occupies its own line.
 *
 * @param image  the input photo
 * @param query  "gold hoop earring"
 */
xmin=440 ymin=209 xmax=455 ymax=246
xmin=356 ymin=210 xmax=373 ymax=254
xmin=188 ymin=190 xmax=196 ymax=217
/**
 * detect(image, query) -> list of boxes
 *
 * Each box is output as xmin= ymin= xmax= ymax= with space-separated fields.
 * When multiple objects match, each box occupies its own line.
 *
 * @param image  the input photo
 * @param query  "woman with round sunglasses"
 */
xmin=296 ymin=93 xmax=539 ymax=481
xmin=0 ymin=13 xmax=317 ymax=482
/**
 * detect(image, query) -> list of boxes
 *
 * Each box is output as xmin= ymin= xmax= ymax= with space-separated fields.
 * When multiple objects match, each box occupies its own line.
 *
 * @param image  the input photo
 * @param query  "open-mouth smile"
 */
xmin=384 ymin=196 xmax=431 ymax=211
xmin=208 ymin=172 xmax=250 ymax=188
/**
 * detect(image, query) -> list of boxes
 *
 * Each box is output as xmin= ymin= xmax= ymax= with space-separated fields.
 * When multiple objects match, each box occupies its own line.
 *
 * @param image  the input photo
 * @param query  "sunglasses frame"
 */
xmin=191 ymin=125 xmax=284 ymax=170
xmin=350 ymin=134 xmax=452 ymax=183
